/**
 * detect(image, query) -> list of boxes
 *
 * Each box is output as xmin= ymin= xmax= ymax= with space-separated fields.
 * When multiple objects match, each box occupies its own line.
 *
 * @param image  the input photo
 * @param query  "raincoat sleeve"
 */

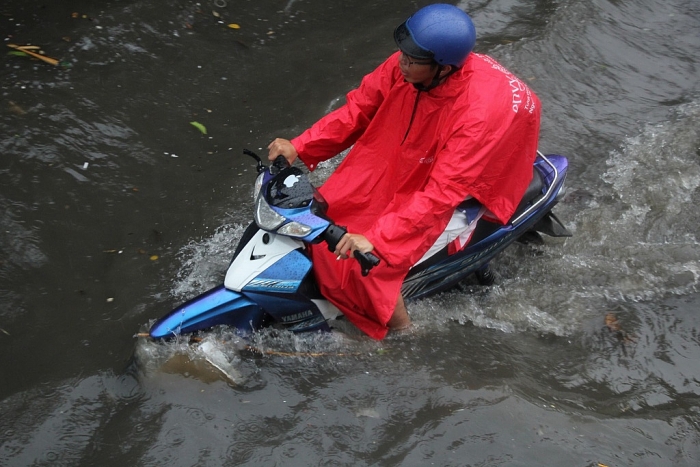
xmin=291 ymin=54 xmax=402 ymax=171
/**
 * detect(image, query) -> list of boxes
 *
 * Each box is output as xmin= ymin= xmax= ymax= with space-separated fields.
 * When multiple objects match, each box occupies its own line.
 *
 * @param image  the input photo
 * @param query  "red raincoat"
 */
xmin=292 ymin=51 xmax=541 ymax=339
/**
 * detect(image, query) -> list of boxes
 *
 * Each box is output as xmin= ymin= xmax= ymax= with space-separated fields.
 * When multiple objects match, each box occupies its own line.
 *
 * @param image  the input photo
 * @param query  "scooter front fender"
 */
xmin=149 ymin=285 xmax=264 ymax=339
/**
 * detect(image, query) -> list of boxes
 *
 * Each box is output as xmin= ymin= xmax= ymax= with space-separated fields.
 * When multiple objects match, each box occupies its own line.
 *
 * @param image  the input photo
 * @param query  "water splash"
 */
xmin=469 ymin=100 xmax=700 ymax=336
xmin=168 ymin=223 xmax=246 ymax=301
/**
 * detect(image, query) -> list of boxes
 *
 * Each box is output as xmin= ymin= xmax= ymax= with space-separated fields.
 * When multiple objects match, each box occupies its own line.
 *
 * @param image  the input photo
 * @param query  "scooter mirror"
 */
xmin=243 ymin=149 xmax=266 ymax=173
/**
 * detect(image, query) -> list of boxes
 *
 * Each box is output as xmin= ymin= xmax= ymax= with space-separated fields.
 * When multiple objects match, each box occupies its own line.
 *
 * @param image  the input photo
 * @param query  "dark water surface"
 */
xmin=1 ymin=0 xmax=699 ymax=465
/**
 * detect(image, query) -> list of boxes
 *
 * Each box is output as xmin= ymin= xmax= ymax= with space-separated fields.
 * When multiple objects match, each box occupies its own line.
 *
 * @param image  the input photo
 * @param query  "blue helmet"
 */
xmin=394 ymin=4 xmax=476 ymax=68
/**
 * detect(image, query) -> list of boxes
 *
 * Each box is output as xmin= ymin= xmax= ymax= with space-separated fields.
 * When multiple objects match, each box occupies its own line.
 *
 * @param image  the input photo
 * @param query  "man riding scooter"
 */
xmin=268 ymin=3 xmax=541 ymax=340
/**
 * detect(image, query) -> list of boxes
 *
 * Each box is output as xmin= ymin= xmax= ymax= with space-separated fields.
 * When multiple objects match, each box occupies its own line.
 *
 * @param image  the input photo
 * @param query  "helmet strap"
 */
xmin=413 ymin=65 xmax=455 ymax=92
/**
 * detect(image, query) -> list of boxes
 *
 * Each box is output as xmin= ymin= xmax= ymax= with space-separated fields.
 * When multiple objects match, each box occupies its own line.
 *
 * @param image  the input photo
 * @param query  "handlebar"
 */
xmin=244 ymin=148 xmax=379 ymax=276
xmin=353 ymin=249 xmax=381 ymax=277
xmin=243 ymin=149 xmax=290 ymax=174
xmin=271 ymin=154 xmax=290 ymax=173
xmin=323 ymin=224 xmax=380 ymax=276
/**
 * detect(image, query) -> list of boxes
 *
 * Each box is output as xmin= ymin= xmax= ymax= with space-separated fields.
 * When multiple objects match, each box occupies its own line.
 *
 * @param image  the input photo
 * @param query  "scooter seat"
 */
xmin=467 ymin=166 xmax=544 ymax=244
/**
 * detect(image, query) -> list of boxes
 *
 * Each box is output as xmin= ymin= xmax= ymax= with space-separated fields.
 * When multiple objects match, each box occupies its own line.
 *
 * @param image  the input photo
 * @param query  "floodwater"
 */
xmin=1 ymin=0 xmax=699 ymax=465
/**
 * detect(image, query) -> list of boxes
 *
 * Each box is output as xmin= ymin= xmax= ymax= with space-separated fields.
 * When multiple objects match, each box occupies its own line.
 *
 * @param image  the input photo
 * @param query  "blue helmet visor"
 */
xmin=394 ymin=22 xmax=434 ymax=61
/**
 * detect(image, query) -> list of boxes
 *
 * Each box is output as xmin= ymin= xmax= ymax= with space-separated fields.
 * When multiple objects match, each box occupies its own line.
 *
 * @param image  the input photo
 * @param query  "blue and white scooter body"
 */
xmin=224 ymin=230 xmax=343 ymax=319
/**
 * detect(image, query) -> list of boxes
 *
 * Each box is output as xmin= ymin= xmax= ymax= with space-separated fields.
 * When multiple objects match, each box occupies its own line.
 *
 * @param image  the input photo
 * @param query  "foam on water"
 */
xmin=580 ymin=100 xmax=700 ymax=294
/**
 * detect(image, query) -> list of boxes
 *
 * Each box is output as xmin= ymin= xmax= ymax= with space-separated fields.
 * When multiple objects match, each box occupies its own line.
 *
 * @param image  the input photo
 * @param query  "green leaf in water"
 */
xmin=8 ymin=51 xmax=28 ymax=57
xmin=190 ymin=121 xmax=207 ymax=135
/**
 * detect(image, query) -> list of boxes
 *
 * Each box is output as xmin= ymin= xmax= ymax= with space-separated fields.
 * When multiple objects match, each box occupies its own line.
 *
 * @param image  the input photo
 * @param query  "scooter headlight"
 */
xmin=253 ymin=173 xmax=264 ymax=198
xmin=278 ymin=221 xmax=312 ymax=237
xmin=254 ymin=193 xmax=286 ymax=230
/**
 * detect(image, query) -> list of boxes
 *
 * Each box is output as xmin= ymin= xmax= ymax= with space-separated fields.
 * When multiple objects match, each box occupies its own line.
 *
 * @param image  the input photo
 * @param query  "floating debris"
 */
xmin=8 ymin=101 xmax=26 ymax=115
xmin=71 ymin=12 xmax=93 ymax=20
xmin=190 ymin=121 xmax=207 ymax=134
xmin=355 ymin=408 xmax=381 ymax=419
xmin=7 ymin=44 xmax=59 ymax=66
xmin=604 ymin=312 xmax=636 ymax=344
xmin=198 ymin=339 xmax=243 ymax=384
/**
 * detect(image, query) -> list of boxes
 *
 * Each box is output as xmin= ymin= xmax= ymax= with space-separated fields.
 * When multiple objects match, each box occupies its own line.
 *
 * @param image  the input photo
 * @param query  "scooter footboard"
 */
xmin=149 ymin=285 xmax=264 ymax=339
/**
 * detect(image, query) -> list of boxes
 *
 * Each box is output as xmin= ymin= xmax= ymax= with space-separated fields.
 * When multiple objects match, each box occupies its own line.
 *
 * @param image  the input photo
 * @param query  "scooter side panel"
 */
xmin=239 ymin=249 xmax=331 ymax=332
xmin=149 ymin=285 xmax=263 ymax=339
xmin=402 ymin=154 xmax=569 ymax=300
xmin=242 ymin=249 xmax=312 ymax=293
xmin=243 ymin=291 xmax=332 ymax=333
xmin=224 ymin=230 xmax=307 ymax=291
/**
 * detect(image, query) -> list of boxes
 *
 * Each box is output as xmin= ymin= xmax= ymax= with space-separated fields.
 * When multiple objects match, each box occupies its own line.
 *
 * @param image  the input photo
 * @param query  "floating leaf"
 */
xmin=150 ymin=255 xmax=159 ymax=261
xmin=8 ymin=51 xmax=28 ymax=57
xmin=228 ymin=23 xmax=241 ymax=29
xmin=190 ymin=121 xmax=207 ymax=134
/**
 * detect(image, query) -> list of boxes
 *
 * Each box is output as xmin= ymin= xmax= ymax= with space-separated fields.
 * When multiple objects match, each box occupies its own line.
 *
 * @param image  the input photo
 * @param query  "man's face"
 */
xmin=398 ymin=52 xmax=439 ymax=87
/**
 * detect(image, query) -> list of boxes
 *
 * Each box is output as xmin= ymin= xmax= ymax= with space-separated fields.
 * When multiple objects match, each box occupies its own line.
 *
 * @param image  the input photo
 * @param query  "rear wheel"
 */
xmin=475 ymin=264 xmax=497 ymax=286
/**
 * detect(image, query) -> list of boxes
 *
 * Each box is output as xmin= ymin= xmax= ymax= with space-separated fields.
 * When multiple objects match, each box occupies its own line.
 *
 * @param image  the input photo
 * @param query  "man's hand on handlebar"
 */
xmin=322 ymin=226 xmax=380 ymax=276
xmin=267 ymin=138 xmax=298 ymax=165
xmin=335 ymin=233 xmax=374 ymax=260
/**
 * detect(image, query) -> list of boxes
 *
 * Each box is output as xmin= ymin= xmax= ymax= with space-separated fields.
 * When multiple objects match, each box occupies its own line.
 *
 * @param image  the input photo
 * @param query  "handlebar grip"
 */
xmin=324 ymin=224 xmax=347 ymax=251
xmin=322 ymin=224 xmax=381 ymax=276
xmin=353 ymin=250 xmax=381 ymax=277
xmin=272 ymin=154 xmax=290 ymax=172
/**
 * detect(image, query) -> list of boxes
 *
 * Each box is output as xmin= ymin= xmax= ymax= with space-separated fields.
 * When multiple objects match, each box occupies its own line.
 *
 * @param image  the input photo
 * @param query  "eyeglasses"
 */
xmin=398 ymin=52 xmax=433 ymax=67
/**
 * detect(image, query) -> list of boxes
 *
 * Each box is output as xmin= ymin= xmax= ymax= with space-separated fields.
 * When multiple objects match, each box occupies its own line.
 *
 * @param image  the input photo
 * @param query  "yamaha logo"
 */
xmin=281 ymin=310 xmax=314 ymax=323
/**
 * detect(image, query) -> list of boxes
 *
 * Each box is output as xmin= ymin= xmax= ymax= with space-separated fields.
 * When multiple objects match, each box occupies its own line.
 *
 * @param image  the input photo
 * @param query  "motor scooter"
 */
xmin=148 ymin=150 xmax=570 ymax=339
